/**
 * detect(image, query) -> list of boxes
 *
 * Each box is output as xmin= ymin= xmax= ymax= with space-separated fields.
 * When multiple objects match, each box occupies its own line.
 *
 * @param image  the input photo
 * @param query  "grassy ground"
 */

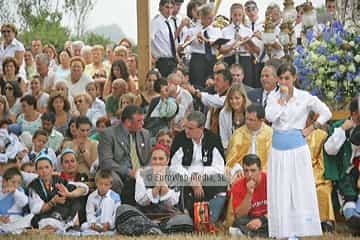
xmin=0 ymin=233 xmax=359 ymax=240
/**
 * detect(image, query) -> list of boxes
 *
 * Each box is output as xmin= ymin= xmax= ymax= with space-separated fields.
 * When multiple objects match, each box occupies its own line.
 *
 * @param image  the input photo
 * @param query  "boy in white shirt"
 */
xmin=81 ymin=169 xmax=121 ymax=234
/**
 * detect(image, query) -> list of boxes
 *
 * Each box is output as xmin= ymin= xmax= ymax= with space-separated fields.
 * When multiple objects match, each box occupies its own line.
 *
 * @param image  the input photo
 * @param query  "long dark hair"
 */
xmin=109 ymin=59 xmax=129 ymax=82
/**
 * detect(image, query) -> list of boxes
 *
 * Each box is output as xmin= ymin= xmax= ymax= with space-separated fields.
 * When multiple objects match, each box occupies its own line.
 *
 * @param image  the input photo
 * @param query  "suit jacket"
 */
xmin=247 ymin=86 xmax=279 ymax=106
xmin=247 ymin=88 xmax=263 ymax=105
xmin=98 ymin=123 xmax=151 ymax=194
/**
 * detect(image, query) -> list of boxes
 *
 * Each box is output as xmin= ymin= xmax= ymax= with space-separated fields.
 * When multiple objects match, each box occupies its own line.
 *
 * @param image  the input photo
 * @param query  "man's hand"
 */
xmin=342 ymin=119 xmax=355 ymax=131
xmin=246 ymin=179 xmax=256 ymax=194
xmin=246 ymin=218 xmax=262 ymax=230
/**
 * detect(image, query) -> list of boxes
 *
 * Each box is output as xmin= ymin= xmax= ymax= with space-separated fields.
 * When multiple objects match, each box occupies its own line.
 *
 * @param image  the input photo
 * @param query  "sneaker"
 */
xmin=147 ymin=227 xmax=163 ymax=235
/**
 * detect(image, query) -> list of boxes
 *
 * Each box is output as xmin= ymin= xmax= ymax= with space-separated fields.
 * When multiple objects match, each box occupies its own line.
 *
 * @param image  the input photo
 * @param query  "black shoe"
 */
xmin=321 ymin=220 xmax=335 ymax=233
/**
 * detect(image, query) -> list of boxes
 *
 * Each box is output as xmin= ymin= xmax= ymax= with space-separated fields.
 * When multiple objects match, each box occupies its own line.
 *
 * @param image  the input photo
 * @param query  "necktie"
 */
xmin=251 ymin=22 xmax=255 ymax=32
xmin=28 ymin=152 xmax=37 ymax=162
xmin=172 ymin=17 xmax=180 ymax=43
xmin=263 ymin=91 xmax=270 ymax=107
xmin=130 ymin=134 xmax=140 ymax=170
xmin=204 ymin=30 xmax=212 ymax=60
xmin=165 ymin=20 xmax=176 ymax=58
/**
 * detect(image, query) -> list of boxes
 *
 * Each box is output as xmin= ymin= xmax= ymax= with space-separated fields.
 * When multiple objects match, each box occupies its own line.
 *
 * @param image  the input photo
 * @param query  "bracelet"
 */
xmin=48 ymin=200 xmax=55 ymax=207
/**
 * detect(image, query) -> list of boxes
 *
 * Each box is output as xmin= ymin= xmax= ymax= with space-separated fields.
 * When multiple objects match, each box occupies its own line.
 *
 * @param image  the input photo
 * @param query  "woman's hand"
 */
xmin=302 ymin=126 xmax=313 ymax=138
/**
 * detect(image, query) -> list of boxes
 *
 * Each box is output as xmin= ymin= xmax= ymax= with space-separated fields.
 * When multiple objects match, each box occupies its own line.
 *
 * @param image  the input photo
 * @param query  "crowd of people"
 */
xmin=0 ymin=0 xmax=359 ymax=238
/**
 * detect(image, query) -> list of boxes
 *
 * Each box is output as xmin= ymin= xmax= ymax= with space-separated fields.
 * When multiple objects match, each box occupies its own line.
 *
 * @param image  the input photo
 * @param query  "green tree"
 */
xmin=79 ymin=32 xmax=113 ymax=47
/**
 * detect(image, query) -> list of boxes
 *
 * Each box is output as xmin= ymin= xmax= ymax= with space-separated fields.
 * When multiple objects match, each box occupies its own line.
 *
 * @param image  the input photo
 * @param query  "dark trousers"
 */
xmin=156 ymin=57 xmax=177 ymax=77
xmin=233 ymin=216 xmax=268 ymax=238
xmin=189 ymin=53 xmax=216 ymax=90
xmin=121 ymin=178 xmax=136 ymax=206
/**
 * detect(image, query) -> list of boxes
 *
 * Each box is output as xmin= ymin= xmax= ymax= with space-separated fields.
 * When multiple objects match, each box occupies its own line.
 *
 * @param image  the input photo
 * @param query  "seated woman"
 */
xmin=219 ymin=84 xmax=250 ymax=150
xmin=135 ymin=144 xmax=180 ymax=215
xmin=144 ymin=78 xmax=178 ymax=143
xmin=59 ymin=148 xmax=88 ymax=182
xmin=137 ymin=69 xmax=160 ymax=113
xmin=0 ymin=57 xmax=26 ymax=94
xmin=28 ymin=75 xmax=49 ymax=113
xmin=62 ymin=116 xmax=98 ymax=178
xmin=0 ymin=167 xmax=33 ymax=233
xmin=0 ymin=96 xmax=16 ymax=123
xmin=16 ymin=95 xmax=42 ymax=136
xmin=135 ymin=144 xmax=193 ymax=233
xmin=3 ymin=81 xmax=23 ymax=117
xmin=54 ymin=81 xmax=77 ymax=115
xmin=47 ymin=92 xmax=72 ymax=136
xmin=28 ymin=151 xmax=89 ymax=231
xmin=74 ymin=93 xmax=102 ymax=129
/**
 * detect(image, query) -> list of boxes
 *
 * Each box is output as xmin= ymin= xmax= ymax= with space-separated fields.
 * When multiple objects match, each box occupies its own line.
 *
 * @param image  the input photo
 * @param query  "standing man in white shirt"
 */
xmin=151 ymin=0 xmax=177 ymax=78
xmin=182 ymin=4 xmax=221 ymax=90
xmin=244 ymin=1 xmax=265 ymax=88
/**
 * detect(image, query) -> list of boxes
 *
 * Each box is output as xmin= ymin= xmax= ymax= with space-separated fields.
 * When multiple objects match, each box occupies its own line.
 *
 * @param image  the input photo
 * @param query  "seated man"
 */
xmin=230 ymin=154 xmax=268 ymax=237
xmin=169 ymin=111 xmax=227 ymax=216
xmin=324 ymin=97 xmax=360 ymax=234
xmin=226 ymin=104 xmax=272 ymax=175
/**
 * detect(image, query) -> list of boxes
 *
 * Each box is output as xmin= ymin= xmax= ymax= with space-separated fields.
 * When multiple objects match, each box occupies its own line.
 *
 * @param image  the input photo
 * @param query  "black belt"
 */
xmin=157 ymin=57 xmax=176 ymax=61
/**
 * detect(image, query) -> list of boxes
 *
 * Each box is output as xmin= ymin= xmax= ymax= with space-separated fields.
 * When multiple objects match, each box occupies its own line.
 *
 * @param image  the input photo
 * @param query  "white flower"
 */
xmin=348 ymin=63 xmax=356 ymax=73
xmin=339 ymin=65 xmax=346 ymax=73
xmin=354 ymin=55 xmax=360 ymax=63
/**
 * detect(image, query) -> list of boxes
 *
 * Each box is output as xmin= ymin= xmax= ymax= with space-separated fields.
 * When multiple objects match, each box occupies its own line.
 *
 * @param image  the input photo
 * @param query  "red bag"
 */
xmin=193 ymin=202 xmax=217 ymax=233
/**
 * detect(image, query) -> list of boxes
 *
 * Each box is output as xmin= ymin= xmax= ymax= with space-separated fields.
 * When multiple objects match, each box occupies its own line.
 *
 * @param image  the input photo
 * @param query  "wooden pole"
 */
xmin=136 ymin=0 xmax=151 ymax=91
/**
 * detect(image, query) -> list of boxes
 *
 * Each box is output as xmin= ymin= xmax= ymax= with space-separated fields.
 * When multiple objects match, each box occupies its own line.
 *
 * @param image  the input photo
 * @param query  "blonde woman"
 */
xmin=54 ymin=80 xmax=77 ymax=114
xmin=219 ymin=83 xmax=250 ymax=149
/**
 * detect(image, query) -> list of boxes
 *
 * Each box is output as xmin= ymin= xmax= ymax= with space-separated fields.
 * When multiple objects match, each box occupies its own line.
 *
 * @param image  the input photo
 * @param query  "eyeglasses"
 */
xmin=5 ymin=87 xmax=13 ymax=91
xmin=93 ymin=73 xmax=106 ymax=78
xmin=1 ymin=30 xmax=11 ymax=34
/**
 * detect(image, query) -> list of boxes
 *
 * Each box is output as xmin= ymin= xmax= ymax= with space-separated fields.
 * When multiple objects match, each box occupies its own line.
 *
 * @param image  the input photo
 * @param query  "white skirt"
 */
xmin=267 ymin=144 xmax=322 ymax=238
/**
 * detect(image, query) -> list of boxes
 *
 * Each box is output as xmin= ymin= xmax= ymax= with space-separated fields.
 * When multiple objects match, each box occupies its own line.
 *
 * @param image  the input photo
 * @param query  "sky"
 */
xmin=85 ymin=0 xmax=325 ymax=43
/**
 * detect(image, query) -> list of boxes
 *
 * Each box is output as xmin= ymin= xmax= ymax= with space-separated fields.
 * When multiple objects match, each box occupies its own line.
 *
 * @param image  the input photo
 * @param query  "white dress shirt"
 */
xmin=83 ymin=189 xmax=121 ymax=229
xmin=135 ymin=169 xmax=180 ymax=206
xmin=174 ymin=86 xmax=193 ymax=124
xmin=151 ymin=14 xmax=175 ymax=59
xmin=184 ymin=23 xmax=222 ymax=55
xmin=169 ymin=136 xmax=225 ymax=178
xmin=266 ymin=88 xmax=332 ymax=131
xmin=91 ymin=97 xmax=106 ymax=117
xmin=221 ymin=23 xmax=253 ymax=57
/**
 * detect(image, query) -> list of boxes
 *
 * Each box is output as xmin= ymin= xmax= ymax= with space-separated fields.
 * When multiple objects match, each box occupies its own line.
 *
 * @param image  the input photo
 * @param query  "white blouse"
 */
xmin=135 ymin=169 xmax=180 ymax=206
xmin=266 ymin=88 xmax=332 ymax=131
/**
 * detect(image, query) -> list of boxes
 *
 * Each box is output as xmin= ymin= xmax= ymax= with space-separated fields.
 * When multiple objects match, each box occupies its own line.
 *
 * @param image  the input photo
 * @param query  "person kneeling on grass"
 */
xmin=229 ymin=154 xmax=268 ymax=237
xmin=80 ymin=169 xmax=121 ymax=235
xmin=28 ymin=150 xmax=89 ymax=232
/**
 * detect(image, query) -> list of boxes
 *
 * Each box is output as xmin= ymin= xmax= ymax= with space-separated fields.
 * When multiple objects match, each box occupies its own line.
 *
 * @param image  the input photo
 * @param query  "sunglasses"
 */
xmin=93 ymin=73 xmax=106 ymax=78
xmin=1 ymin=30 xmax=11 ymax=34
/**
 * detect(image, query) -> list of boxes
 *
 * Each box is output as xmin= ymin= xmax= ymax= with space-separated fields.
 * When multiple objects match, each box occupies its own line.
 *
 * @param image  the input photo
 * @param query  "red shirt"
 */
xmin=231 ymin=172 xmax=267 ymax=217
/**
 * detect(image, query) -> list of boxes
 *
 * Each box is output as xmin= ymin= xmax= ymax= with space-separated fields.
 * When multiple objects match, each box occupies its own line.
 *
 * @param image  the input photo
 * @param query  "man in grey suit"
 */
xmin=98 ymin=104 xmax=151 ymax=205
